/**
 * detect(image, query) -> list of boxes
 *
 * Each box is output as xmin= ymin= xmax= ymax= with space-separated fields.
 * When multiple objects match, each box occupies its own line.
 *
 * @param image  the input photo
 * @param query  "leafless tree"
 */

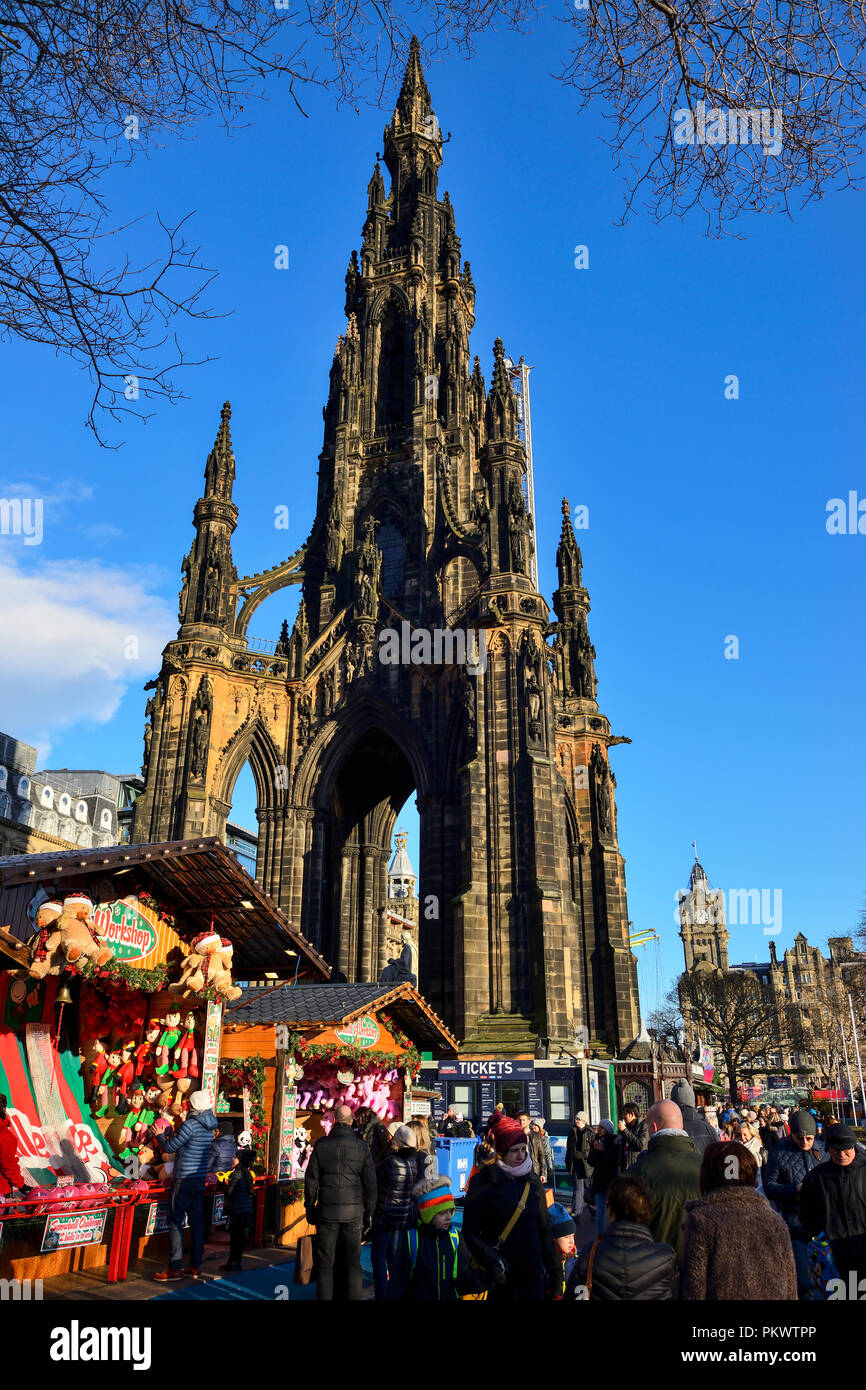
xmin=557 ymin=1 xmax=866 ymax=234
xmin=0 ymin=3 xmax=531 ymax=442
xmin=679 ymin=968 xmax=790 ymax=1103
xmin=646 ymin=982 xmax=689 ymax=1066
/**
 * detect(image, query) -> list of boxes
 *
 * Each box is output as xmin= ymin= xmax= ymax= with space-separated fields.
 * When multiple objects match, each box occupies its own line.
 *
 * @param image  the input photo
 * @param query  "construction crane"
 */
xmin=629 ymin=929 xmax=660 ymax=950
xmin=504 ymin=355 xmax=538 ymax=588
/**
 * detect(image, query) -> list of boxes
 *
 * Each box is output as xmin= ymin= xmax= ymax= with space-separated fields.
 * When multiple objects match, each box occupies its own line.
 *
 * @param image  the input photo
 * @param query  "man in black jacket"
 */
xmin=618 ymin=1103 xmax=649 ymax=1172
xmin=800 ymin=1124 xmax=866 ymax=1283
xmin=764 ymin=1108 xmax=825 ymax=1297
xmin=565 ymin=1111 xmax=594 ymax=1219
xmin=304 ymin=1104 xmax=377 ymax=1300
xmin=670 ymin=1081 xmax=717 ymax=1156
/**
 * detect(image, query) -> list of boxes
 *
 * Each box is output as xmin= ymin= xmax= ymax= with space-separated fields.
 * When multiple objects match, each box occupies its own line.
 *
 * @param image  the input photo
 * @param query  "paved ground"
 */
xmin=42 ymin=1194 xmax=598 ymax=1302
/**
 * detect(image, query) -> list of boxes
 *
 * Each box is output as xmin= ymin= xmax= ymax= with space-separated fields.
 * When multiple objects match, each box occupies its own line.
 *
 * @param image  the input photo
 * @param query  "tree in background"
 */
xmin=678 ymin=968 xmax=790 ymax=1105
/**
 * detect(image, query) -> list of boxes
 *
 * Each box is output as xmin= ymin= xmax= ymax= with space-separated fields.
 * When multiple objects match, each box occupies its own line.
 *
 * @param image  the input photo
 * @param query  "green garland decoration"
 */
xmin=286 ymin=1029 xmax=422 ymax=1081
xmin=219 ymin=1055 xmax=267 ymax=1162
xmin=67 ymin=956 xmax=169 ymax=994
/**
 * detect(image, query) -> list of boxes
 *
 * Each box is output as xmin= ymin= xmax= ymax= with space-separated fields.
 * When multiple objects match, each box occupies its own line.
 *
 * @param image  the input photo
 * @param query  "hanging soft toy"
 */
xmin=169 ymin=932 xmax=242 ymax=1001
xmin=172 ymin=1011 xmax=199 ymax=1090
xmin=25 ymin=900 xmax=65 ymax=979
xmin=113 ymin=1047 xmax=136 ymax=1113
xmin=118 ymin=1084 xmax=149 ymax=1153
xmin=89 ymin=1041 xmax=110 ymax=1107
xmin=92 ymin=1047 xmax=123 ymax=1117
xmin=135 ymin=1020 xmax=161 ymax=1079
xmin=56 ymin=893 xmax=114 ymax=968
xmin=155 ymin=1010 xmax=182 ymax=1087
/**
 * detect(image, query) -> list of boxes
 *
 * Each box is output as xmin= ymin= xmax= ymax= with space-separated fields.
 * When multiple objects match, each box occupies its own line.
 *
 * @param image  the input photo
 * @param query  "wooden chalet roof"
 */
xmin=0 ymin=838 xmax=329 ymax=979
xmin=226 ymin=980 xmax=459 ymax=1056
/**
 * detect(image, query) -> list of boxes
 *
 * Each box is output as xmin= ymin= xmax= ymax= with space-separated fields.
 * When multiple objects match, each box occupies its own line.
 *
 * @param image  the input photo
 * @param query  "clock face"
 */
xmin=696 ymin=909 xmax=709 ymax=925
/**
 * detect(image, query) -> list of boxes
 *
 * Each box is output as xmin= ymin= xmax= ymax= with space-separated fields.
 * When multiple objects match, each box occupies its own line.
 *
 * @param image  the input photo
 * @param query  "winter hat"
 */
xmin=672 ymin=1081 xmax=696 ymax=1109
xmin=598 ymin=1119 xmax=616 ymax=1135
xmin=789 ymin=1110 xmax=817 ymax=1137
xmin=548 ymin=1203 xmax=576 ymax=1239
xmin=390 ymin=1124 xmax=416 ymax=1148
xmin=575 ymin=1111 xmax=589 ymax=1124
xmin=36 ymin=900 xmax=63 ymax=922
xmin=494 ymin=1116 xmax=526 ymax=1155
xmin=415 ymin=1176 xmax=455 ymax=1224
xmin=826 ymin=1124 xmax=858 ymax=1149
xmin=189 ymin=1090 xmax=212 ymax=1113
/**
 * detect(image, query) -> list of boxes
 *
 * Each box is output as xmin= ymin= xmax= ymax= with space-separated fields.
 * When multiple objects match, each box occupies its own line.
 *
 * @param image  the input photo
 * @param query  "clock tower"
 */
xmin=678 ymin=855 xmax=729 ymax=972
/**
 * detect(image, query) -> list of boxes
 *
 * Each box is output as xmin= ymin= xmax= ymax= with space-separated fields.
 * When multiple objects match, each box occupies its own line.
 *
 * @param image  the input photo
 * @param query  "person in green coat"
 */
xmin=631 ymin=1100 xmax=702 ymax=1262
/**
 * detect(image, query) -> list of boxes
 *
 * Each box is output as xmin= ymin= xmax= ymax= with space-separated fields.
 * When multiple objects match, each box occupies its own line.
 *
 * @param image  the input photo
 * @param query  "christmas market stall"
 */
xmin=223 ymin=980 xmax=458 ymax=1246
xmin=0 ymin=837 xmax=328 ymax=1282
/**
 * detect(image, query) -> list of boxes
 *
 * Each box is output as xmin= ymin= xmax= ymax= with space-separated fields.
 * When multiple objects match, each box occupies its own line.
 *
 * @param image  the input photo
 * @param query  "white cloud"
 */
xmin=0 ymin=551 xmax=175 ymax=758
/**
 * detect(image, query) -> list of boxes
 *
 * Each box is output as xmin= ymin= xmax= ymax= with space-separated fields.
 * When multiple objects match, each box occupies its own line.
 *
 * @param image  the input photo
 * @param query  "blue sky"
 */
xmin=1 ymin=16 xmax=863 ymax=1013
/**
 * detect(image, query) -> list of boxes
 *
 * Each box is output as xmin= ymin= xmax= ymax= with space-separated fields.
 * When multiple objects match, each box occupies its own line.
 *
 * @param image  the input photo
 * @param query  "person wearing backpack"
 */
xmin=371 ymin=1123 xmax=428 ymax=1299
xmin=395 ymin=1176 xmax=479 ymax=1300
xmin=462 ymin=1116 xmax=562 ymax=1301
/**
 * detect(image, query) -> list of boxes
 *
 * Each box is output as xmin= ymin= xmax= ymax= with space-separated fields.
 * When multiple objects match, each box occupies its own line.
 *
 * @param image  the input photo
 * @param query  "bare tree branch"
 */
xmin=556 ymin=1 xmax=866 ymax=234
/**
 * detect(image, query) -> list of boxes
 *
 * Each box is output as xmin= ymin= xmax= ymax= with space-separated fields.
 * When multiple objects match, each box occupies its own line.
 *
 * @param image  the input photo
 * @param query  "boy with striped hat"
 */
xmin=397 ymin=1176 xmax=480 ymax=1301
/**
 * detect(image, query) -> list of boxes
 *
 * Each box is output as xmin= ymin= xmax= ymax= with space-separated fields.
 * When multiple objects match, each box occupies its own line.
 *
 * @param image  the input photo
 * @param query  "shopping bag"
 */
xmin=293 ymin=1233 xmax=316 ymax=1285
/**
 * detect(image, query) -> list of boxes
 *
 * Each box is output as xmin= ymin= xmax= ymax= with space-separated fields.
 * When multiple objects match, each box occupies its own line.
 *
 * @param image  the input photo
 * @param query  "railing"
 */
xmin=246 ymin=636 xmax=279 ymax=654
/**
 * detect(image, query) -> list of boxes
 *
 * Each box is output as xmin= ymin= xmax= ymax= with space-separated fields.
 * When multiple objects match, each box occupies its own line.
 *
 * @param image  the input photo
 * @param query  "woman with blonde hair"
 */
xmin=407 ymin=1117 xmax=438 ymax=1180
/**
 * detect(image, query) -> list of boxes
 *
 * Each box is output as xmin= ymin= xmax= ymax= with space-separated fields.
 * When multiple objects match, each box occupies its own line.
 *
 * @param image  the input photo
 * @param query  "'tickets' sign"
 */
xmin=42 ymin=1209 xmax=107 ymax=1252
xmin=335 ymin=1015 xmax=380 ymax=1049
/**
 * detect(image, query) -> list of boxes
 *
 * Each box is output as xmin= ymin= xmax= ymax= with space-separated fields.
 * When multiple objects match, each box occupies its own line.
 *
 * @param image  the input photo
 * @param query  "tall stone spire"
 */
xmin=178 ymin=401 xmax=238 ymax=632
xmin=552 ymin=498 xmax=596 ymax=701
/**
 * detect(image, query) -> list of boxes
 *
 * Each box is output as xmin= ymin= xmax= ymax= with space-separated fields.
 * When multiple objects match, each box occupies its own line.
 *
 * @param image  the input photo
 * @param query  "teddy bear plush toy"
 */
xmin=170 ymin=932 xmax=242 ymax=1002
xmin=25 ymin=899 xmax=65 ymax=979
xmin=56 ymin=893 xmax=114 ymax=968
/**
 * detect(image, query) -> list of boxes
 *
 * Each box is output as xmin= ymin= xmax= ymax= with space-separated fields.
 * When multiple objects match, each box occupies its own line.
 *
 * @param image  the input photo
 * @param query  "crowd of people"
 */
xmin=301 ymin=1082 xmax=866 ymax=1302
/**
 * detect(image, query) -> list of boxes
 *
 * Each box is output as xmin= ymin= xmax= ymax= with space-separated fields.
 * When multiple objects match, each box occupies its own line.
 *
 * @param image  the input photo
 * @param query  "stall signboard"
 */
xmin=769 ymin=1076 xmax=792 ymax=1089
xmin=588 ymin=1070 xmax=601 ymax=1125
xmin=145 ymin=1202 xmax=188 ymax=1236
xmin=439 ymin=1060 xmax=535 ymax=1080
xmin=410 ymin=1097 xmax=431 ymax=1117
xmin=212 ymin=1194 xmax=227 ymax=1227
xmin=335 ymin=1016 xmax=380 ymax=1049
xmin=92 ymin=895 xmax=184 ymax=969
xmin=525 ymin=1080 xmax=544 ymax=1120
xmin=479 ymin=1080 xmax=495 ymax=1125
xmin=41 ymin=1209 xmax=107 ymax=1253
xmin=199 ymin=1001 xmax=223 ymax=1105
xmin=278 ymin=1085 xmax=297 ymax=1180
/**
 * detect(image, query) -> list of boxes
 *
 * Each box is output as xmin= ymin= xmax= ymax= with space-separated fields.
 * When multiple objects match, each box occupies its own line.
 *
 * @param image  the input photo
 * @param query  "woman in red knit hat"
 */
xmin=462 ymin=1114 xmax=561 ymax=1301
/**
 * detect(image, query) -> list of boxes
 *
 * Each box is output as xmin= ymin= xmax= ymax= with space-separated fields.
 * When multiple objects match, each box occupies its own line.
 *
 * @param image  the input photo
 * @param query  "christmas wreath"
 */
xmin=219 ymin=1055 xmax=267 ymax=1161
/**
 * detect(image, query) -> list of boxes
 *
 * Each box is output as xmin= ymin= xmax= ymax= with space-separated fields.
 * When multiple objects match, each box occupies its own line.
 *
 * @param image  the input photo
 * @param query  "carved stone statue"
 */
xmin=325 ymin=498 xmax=342 ymax=571
xmin=203 ymin=559 xmax=221 ymax=620
xmin=297 ymin=692 xmax=312 ymax=745
xmin=190 ymin=709 xmax=209 ymax=779
xmin=142 ymin=697 xmax=154 ymax=776
xmin=592 ymin=744 xmax=613 ymax=836
xmin=524 ymin=646 xmax=543 ymax=742
xmin=178 ymin=554 xmax=190 ymax=623
xmin=460 ymin=671 xmax=476 ymax=743
xmin=379 ymin=930 xmax=418 ymax=988
xmin=322 ymin=664 xmax=337 ymax=717
xmin=509 ymin=514 xmax=527 ymax=574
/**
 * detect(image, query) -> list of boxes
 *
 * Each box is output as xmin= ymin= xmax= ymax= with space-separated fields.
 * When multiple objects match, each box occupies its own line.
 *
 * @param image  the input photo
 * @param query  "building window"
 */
xmin=451 ymin=1084 xmax=475 ymax=1115
xmin=548 ymin=1083 xmax=572 ymax=1123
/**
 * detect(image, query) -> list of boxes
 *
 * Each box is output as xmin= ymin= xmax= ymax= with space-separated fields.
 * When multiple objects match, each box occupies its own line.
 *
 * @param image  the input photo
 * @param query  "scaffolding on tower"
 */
xmin=505 ymin=355 xmax=538 ymax=588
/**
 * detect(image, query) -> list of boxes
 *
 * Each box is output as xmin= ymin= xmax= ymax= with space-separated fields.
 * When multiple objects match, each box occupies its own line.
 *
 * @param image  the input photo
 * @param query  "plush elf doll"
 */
xmin=172 ymin=1012 xmax=199 ymax=1082
xmin=135 ymin=1021 xmax=161 ymax=1079
xmin=118 ymin=1085 xmax=147 ymax=1153
xmin=113 ymin=1047 xmax=136 ymax=1113
xmin=93 ymin=1047 xmax=123 ymax=1117
xmin=137 ymin=1084 xmax=163 ymax=1131
xmin=89 ymin=1041 xmax=110 ymax=1106
xmin=155 ymin=1011 xmax=182 ymax=1078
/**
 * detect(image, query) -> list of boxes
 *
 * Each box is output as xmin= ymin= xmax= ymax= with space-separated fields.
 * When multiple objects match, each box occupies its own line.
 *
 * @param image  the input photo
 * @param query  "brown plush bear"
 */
xmin=56 ymin=893 xmax=113 ymax=968
xmin=25 ymin=899 xmax=65 ymax=979
xmin=170 ymin=932 xmax=241 ymax=1002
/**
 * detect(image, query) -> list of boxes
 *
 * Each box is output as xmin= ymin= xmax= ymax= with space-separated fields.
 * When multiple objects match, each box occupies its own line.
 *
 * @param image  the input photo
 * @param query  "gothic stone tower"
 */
xmin=134 ymin=39 xmax=640 ymax=1054
xmin=678 ymin=856 xmax=730 ymax=973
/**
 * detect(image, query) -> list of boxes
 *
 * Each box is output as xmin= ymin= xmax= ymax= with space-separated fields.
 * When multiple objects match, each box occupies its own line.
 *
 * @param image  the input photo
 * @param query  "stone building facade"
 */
xmin=0 ymin=731 xmax=120 ymax=855
xmin=133 ymin=41 xmax=641 ymax=1053
xmin=678 ymin=854 xmax=865 ymax=1091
